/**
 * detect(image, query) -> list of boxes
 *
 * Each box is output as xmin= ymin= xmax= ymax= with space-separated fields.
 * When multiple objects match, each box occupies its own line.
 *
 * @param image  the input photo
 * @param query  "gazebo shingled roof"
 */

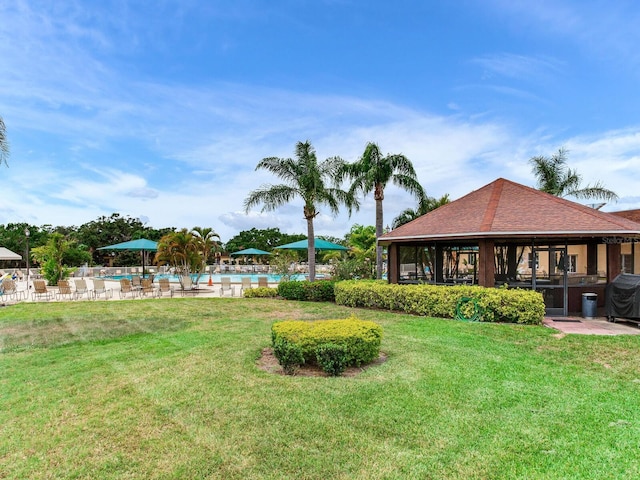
xmin=379 ymin=178 xmax=640 ymax=243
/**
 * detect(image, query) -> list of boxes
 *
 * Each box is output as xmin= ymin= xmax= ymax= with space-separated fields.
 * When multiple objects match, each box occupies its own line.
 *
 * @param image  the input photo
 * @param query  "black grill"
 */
xmin=605 ymin=274 xmax=640 ymax=323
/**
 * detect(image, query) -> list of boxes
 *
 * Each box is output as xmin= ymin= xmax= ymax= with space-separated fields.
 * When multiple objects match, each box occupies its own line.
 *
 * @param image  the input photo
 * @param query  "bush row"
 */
xmin=334 ymin=280 xmax=545 ymax=325
xmin=277 ymin=280 xmax=336 ymax=302
xmin=271 ymin=317 xmax=383 ymax=368
xmin=243 ymin=287 xmax=278 ymax=298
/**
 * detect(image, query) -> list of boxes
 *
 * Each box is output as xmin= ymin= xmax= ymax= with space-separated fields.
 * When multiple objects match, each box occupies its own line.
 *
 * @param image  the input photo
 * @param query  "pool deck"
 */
xmin=1 ymin=277 xmax=277 ymax=304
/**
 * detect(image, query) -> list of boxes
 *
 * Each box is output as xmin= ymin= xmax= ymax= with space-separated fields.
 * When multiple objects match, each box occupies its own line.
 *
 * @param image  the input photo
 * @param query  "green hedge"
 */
xmin=243 ymin=287 xmax=278 ymax=298
xmin=334 ymin=280 xmax=545 ymax=325
xmin=272 ymin=317 xmax=383 ymax=367
xmin=277 ymin=280 xmax=336 ymax=302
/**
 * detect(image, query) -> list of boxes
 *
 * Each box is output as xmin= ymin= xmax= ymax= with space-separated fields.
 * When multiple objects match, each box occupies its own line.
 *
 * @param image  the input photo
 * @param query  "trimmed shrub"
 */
xmin=315 ymin=343 xmax=349 ymax=376
xmin=272 ymin=317 xmax=383 ymax=367
xmin=277 ymin=281 xmax=306 ymax=301
xmin=334 ymin=280 xmax=545 ymax=325
xmin=273 ymin=338 xmax=305 ymax=375
xmin=243 ymin=287 xmax=278 ymax=298
xmin=277 ymin=280 xmax=336 ymax=302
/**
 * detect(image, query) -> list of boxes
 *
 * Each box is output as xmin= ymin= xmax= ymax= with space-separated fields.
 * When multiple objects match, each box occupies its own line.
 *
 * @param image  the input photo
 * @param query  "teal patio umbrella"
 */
xmin=274 ymin=238 xmax=348 ymax=251
xmin=97 ymin=238 xmax=158 ymax=277
xmin=230 ymin=248 xmax=271 ymax=256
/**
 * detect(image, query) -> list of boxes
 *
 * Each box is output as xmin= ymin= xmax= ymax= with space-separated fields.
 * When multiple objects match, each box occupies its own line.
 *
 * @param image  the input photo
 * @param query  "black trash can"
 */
xmin=582 ymin=293 xmax=597 ymax=319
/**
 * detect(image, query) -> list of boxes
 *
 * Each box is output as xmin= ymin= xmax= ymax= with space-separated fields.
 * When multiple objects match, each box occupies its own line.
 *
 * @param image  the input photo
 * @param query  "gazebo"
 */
xmin=378 ymin=178 xmax=640 ymax=316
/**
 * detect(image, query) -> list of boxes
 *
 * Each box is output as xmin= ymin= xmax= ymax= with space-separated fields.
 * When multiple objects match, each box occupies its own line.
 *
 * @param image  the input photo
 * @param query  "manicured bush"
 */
xmin=334 ymin=280 xmax=545 ymax=325
xmin=272 ymin=317 xmax=383 ymax=367
xmin=315 ymin=343 xmax=349 ymax=376
xmin=277 ymin=281 xmax=307 ymax=301
xmin=273 ymin=338 xmax=305 ymax=375
xmin=243 ymin=287 xmax=278 ymax=298
xmin=277 ymin=280 xmax=336 ymax=302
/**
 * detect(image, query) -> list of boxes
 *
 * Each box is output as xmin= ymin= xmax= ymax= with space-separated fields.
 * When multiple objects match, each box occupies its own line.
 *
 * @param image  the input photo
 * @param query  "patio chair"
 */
xmin=140 ymin=278 xmax=159 ymax=298
xmin=240 ymin=277 xmax=252 ymax=296
xmin=119 ymin=278 xmax=138 ymax=299
xmin=157 ymin=278 xmax=174 ymax=298
xmin=32 ymin=279 xmax=53 ymax=301
xmin=131 ymin=276 xmax=142 ymax=291
xmin=55 ymin=280 xmax=74 ymax=301
xmin=257 ymin=277 xmax=269 ymax=288
xmin=73 ymin=279 xmax=91 ymax=300
xmin=93 ymin=279 xmax=113 ymax=300
xmin=220 ymin=277 xmax=235 ymax=297
xmin=180 ymin=275 xmax=197 ymax=296
xmin=1 ymin=278 xmax=27 ymax=302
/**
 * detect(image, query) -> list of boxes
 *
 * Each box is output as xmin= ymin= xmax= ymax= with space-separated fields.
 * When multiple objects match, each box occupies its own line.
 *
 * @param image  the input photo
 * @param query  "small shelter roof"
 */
xmin=0 ymin=247 xmax=21 ymax=260
xmin=379 ymin=178 xmax=640 ymax=243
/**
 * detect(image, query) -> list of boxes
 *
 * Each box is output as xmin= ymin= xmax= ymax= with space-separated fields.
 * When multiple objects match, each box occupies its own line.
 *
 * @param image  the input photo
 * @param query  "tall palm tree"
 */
xmin=529 ymin=148 xmax=618 ymax=203
xmin=342 ymin=142 xmax=425 ymax=279
xmin=0 ymin=115 xmax=9 ymax=167
xmin=392 ymin=194 xmax=450 ymax=229
xmin=244 ymin=140 xmax=357 ymax=281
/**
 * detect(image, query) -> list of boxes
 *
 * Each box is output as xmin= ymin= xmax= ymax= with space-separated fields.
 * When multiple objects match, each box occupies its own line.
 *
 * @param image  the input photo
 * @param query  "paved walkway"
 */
xmin=543 ymin=316 xmax=640 ymax=335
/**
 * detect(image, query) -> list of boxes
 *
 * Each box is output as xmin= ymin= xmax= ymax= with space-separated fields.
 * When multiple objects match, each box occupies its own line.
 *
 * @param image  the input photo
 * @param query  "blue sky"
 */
xmin=2 ymin=0 xmax=640 ymax=242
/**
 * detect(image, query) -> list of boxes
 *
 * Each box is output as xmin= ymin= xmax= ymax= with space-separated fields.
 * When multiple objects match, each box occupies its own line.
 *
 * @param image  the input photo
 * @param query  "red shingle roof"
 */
xmin=380 ymin=178 xmax=640 ymax=243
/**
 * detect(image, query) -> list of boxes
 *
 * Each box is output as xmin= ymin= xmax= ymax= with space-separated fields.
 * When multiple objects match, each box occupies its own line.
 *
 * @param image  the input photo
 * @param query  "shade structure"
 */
xmin=230 ymin=248 xmax=271 ymax=256
xmin=97 ymin=238 xmax=158 ymax=276
xmin=0 ymin=247 xmax=22 ymax=260
xmin=274 ymin=238 xmax=349 ymax=251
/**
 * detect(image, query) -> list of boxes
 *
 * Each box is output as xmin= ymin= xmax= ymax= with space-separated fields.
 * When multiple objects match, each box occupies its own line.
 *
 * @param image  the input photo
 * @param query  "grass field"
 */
xmin=1 ymin=298 xmax=640 ymax=479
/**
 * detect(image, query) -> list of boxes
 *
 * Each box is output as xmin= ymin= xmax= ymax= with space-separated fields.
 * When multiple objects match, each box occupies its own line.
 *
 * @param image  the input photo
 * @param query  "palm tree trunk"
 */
xmin=375 ymin=185 xmax=384 ymax=279
xmin=306 ymin=216 xmax=316 ymax=282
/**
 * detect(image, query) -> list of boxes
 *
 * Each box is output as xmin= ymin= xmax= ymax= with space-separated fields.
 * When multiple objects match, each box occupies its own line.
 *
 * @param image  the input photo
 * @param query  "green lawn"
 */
xmin=1 ymin=298 xmax=639 ymax=479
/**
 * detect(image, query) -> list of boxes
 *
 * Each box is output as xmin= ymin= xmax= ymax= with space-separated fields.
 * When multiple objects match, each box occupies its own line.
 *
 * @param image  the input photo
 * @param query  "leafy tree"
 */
xmin=392 ymin=194 xmax=450 ymax=229
xmin=244 ymin=141 xmax=358 ymax=281
xmin=191 ymin=226 xmax=221 ymax=281
xmin=529 ymin=148 xmax=618 ymax=203
xmin=0 ymin=115 xmax=9 ymax=168
xmin=30 ymin=233 xmax=75 ymax=284
xmin=341 ymin=142 xmax=425 ymax=279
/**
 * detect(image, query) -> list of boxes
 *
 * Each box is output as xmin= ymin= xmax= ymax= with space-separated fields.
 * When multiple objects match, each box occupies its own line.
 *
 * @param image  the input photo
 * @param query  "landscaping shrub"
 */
xmin=272 ymin=338 xmax=305 ymax=375
xmin=277 ymin=280 xmax=336 ymax=302
xmin=243 ymin=287 xmax=278 ymax=298
xmin=272 ymin=317 xmax=383 ymax=367
xmin=334 ymin=280 xmax=545 ymax=325
xmin=277 ymin=281 xmax=307 ymax=301
xmin=315 ymin=343 xmax=349 ymax=376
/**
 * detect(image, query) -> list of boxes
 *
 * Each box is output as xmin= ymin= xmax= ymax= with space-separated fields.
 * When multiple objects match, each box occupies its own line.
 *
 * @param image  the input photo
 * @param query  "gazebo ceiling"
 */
xmin=379 ymin=178 xmax=640 ymax=244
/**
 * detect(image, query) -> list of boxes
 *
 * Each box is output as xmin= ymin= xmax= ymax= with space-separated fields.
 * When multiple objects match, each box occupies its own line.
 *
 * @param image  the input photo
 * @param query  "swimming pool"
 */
xmin=100 ymin=273 xmax=308 ymax=283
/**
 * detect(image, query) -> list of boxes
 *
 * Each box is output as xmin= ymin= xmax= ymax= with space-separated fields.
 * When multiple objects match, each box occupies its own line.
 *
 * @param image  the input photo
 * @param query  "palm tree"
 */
xmin=342 ymin=142 xmax=425 ymax=279
xmin=392 ymin=194 xmax=450 ymax=229
xmin=191 ymin=226 xmax=220 ymax=282
xmin=529 ymin=148 xmax=618 ymax=203
xmin=244 ymin=140 xmax=357 ymax=281
xmin=0 ymin=115 xmax=9 ymax=167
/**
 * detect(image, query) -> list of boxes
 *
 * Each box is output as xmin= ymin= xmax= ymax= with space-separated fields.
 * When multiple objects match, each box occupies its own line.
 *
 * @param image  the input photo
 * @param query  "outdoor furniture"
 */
xmin=55 ymin=280 xmax=75 ymax=301
xmin=74 ymin=279 xmax=91 ymax=300
xmin=131 ymin=276 xmax=142 ymax=291
xmin=93 ymin=279 xmax=113 ymax=300
xmin=119 ymin=278 xmax=138 ymax=299
xmin=257 ymin=277 xmax=269 ymax=288
xmin=240 ymin=277 xmax=252 ymax=296
xmin=32 ymin=279 xmax=53 ymax=301
xmin=220 ymin=277 xmax=235 ymax=297
xmin=140 ymin=279 xmax=159 ymax=297
xmin=1 ymin=278 xmax=27 ymax=301
xmin=180 ymin=276 xmax=198 ymax=296
xmin=157 ymin=278 xmax=174 ymax=298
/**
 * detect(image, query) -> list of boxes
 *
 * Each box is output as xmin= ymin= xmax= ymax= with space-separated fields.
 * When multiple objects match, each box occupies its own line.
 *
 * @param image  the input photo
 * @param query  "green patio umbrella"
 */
xmin=97 ymin=238 xmax=158 ymax=277
xmin=274 ymin=238 xmax=349 ymax=251
xmin=230 ymin=248 xmax=271 ymax=256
